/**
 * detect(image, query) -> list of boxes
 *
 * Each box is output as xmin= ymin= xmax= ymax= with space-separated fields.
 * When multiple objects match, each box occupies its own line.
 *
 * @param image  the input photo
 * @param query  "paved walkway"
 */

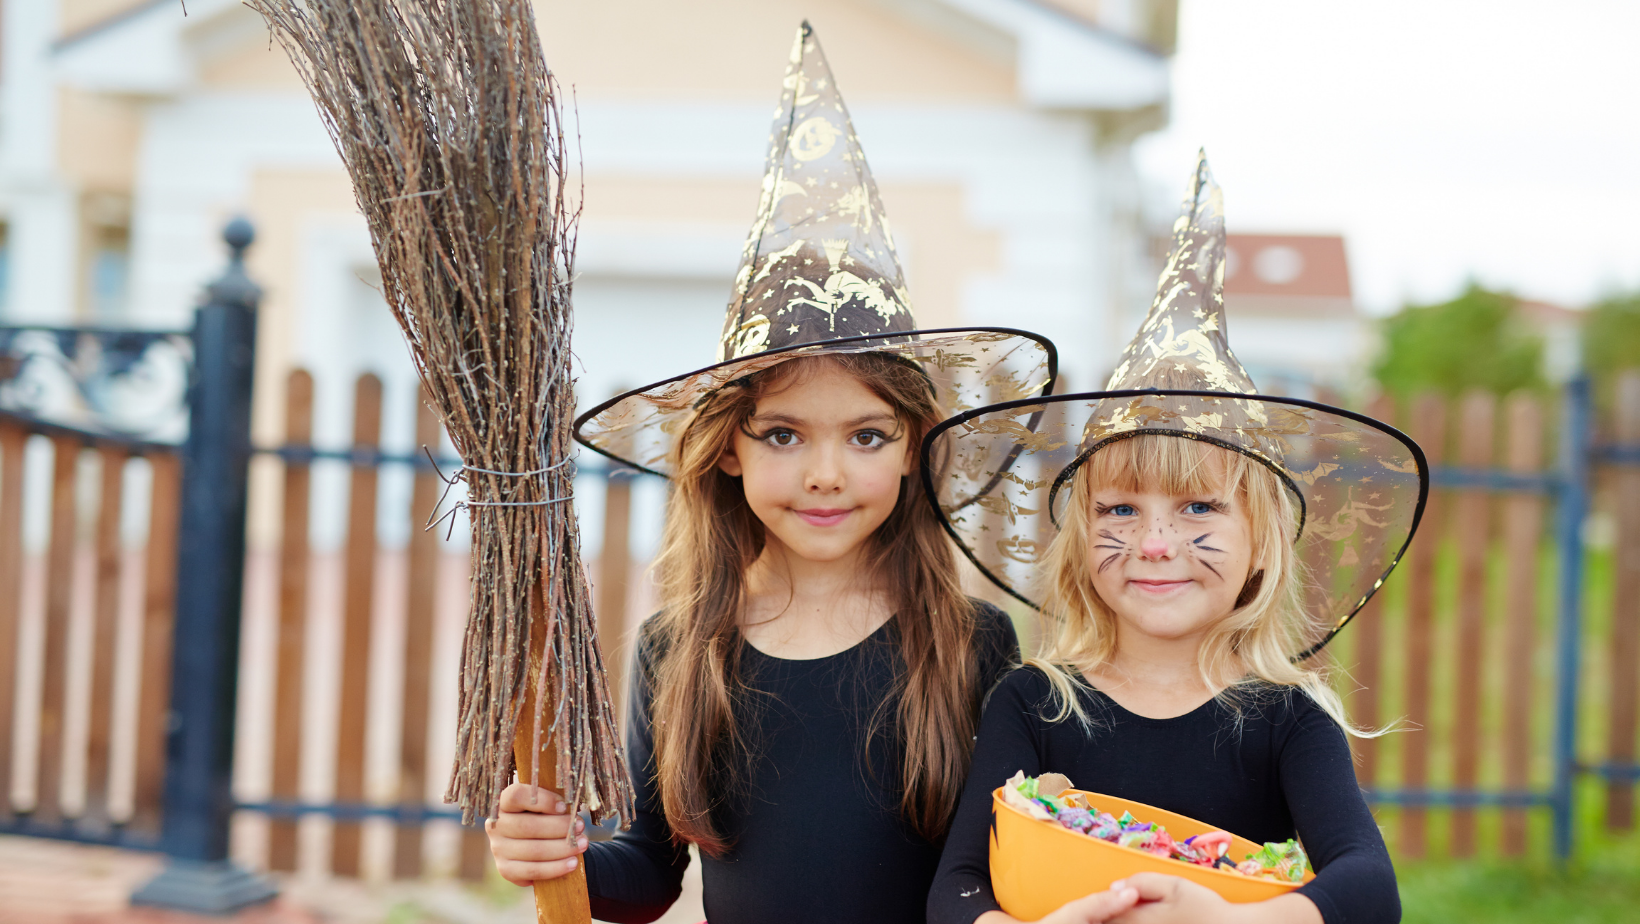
xmin=0 ymin=835 xmax=705 ymax=923
xmin=0 ymin=835 xmax=312 ymax=924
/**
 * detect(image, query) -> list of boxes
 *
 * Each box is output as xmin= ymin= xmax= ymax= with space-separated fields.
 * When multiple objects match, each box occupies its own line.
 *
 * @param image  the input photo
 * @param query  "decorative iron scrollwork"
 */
xmin=0 ymin=325 xmax=193 ymax=444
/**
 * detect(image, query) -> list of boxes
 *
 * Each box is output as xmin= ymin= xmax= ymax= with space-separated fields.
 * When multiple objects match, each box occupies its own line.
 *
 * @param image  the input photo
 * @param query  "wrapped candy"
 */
xmin=1146 ymin=830 xmax=1177 ymax=858
xmin=1002 ymin=773 xmax=1311 ymax=882
xmin=1057 ymin=808 xmax=1095 ymax=834
xmin=1117 ymin=828 xmax=1154 ymax=850
xmin=1245 ymin=840 xmax=1311 ymax=883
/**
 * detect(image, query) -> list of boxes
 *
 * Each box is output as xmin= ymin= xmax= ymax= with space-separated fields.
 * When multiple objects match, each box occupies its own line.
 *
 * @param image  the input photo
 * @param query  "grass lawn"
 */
xmin=1396 ymin=786 xmax=1640 ymax=923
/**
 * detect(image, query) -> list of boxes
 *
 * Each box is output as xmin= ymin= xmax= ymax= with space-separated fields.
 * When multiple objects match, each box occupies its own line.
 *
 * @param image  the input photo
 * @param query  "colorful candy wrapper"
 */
xmin=1056 ymin=808 xmax=1095 ymax=834
xmin=1246 ymin=840 xmax=1310 ymax=883
xmin=1117 ymin=829 xmax=1152 ymax=850
xmin=1001 ymin=771 xmax=1053 ymax=821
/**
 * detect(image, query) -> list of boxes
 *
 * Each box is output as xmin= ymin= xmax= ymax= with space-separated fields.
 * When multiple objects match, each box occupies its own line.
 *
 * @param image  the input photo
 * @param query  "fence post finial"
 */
xmin=206 ymin=217 xmax=261 ymax=311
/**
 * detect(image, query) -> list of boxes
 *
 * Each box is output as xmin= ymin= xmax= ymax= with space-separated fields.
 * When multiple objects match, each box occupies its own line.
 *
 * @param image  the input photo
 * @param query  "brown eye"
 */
xmin=852 ymin=430 xmax=886 ymax=448
xmin=764 ymin=429 xmax=798 ymax=447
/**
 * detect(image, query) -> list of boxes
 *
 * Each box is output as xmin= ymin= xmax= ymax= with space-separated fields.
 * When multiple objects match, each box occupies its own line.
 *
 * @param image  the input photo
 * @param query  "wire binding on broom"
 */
xmin=423 ymin=448 xmax=579 ymax=538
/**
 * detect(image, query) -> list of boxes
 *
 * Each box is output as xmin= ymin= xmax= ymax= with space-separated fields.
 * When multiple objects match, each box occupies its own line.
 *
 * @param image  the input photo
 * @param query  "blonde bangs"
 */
xmin=1077 ymin=433 xmax=1262 ymax=506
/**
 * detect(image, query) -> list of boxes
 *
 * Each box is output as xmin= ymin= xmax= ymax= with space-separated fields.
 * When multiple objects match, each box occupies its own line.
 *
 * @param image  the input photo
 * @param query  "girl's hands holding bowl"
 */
xmin=485 ymin=782 xmax=588 ymax=886
xmin=977 ymin=885 xmax=1140 ymax=924
xmin=1108 ymin=874 xmax=1322 ymax=924
xmin=1044 ymin=886 xmax=1142 ymax=924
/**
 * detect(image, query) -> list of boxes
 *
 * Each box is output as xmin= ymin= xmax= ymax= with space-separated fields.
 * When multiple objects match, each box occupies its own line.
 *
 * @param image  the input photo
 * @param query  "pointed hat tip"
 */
xmin=1192 ymin=149 xmax=1214 ymax=189
xmin=1185 ymin=148 xmax=1221 ymax=222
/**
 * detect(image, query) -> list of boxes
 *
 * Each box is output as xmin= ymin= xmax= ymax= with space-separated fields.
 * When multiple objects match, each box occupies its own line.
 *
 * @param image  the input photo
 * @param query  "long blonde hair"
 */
xmin=647 ymin=353 xmax=983 ymax=855
xmin=1030 ymin=434 xmax=1371 ymax=735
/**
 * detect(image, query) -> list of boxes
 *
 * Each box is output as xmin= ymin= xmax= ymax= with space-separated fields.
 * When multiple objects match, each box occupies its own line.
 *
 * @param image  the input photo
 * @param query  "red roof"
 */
xmin=1224 ymin=234 xmax=1352 ymax=299
xmin=1516 ymin=298 xmax=1583 ymax=329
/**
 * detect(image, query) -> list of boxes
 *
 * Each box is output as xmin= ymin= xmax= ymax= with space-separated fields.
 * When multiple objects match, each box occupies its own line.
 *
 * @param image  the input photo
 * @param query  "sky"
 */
xmin=1133 ymin=0 xmax=1640 ymax=315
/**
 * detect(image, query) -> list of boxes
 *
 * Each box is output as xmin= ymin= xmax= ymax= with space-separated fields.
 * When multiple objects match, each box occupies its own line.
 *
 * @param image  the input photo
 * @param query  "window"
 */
xmin=81 ymin=193 xmax=131 ymax=320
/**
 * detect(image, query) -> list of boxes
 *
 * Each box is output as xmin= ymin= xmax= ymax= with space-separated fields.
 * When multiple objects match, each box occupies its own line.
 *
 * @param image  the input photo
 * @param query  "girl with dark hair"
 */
xmin=487 ymin=23 xmax=1056 ymax=924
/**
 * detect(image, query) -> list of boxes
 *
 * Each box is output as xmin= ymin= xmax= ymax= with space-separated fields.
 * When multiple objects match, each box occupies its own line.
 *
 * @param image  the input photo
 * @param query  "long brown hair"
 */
xmin=647 ymin=352 xmax=980 ymax=854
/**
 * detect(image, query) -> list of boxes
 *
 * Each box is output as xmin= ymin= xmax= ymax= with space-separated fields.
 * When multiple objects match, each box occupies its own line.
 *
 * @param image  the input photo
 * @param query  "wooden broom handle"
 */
xmin=513 ymin=700 xmax=592 ymax=924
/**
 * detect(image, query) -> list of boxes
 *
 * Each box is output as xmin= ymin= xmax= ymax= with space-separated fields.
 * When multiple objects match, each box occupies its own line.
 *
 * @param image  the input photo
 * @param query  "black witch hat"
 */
xmin=921 ymin=152 xmax=1428 ymax=658
xmin=575 ymin=22 xmax=1056 ymax=475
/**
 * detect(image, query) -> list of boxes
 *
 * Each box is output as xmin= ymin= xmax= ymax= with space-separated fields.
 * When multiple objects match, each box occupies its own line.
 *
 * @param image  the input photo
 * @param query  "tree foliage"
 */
xmin=1371 ymin=284 xmax=1544 ymax=397
xmin=1581 ymin=291 xmax=1640 ymax=384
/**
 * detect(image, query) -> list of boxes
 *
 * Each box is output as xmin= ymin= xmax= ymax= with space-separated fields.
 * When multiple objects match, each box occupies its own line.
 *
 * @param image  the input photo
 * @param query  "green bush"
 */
xmin=1581 ymin=291 xmax=1640 ymax=389
xmin=1372 ymin=284 xmax=1545 ymax=397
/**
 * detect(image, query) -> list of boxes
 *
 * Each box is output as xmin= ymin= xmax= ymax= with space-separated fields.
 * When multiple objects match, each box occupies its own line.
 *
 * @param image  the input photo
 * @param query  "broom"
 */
xmin=248 ymin=2 xmax=634 ymax=920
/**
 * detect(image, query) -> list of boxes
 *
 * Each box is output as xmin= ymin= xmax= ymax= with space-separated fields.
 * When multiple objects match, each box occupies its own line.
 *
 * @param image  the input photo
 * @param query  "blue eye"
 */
xmin=1187 ymin=501 xmax=1215 ymax=515
xmin=1110 ymin=504 xmax=1136 ymax=517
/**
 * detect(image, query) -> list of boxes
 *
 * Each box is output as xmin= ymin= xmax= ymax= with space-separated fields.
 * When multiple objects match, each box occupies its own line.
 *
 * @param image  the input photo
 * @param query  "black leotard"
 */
xmin=928 ymin=666 xmax=1399 ymax=924
xmin=586 ymin=601 xmax=1019 ymax=924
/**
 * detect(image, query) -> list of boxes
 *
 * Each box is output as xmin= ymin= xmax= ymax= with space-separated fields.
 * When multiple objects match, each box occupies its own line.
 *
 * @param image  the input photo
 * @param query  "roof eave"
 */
xmin=932 ymin=0 xmax=1170 ymax=111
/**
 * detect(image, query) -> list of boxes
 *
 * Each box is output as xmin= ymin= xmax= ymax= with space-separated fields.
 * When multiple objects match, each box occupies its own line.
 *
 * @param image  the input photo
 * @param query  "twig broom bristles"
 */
xmin=248 ymin=2 xmax=633 ymax=917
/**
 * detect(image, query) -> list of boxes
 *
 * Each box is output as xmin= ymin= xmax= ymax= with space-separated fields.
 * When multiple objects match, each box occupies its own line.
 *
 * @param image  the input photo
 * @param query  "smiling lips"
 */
xmin=794 ymin=507 xmax=853 ymax=527
xmin=1129 ymin=578 xmax=1193 ymax=595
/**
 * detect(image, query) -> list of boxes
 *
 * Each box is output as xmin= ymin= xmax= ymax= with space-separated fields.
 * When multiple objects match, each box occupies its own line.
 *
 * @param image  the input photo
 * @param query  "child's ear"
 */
xmin=718 ymin=448 xmax=744 ymax=477
xmin=900 ymin=441 xmax=915 ymax=477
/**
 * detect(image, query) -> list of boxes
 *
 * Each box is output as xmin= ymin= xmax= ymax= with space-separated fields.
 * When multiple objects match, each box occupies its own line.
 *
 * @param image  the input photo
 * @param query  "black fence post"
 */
xmin=131 ymin=218 xmax=277 ymax=912
xmin=1551 ymin=374 xmax=1592 ymax=863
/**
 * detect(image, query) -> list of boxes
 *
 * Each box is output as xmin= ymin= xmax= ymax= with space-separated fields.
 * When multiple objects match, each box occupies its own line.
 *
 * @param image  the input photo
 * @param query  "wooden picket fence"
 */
xmin=7 ymin=367 xmax=1640 ymax=876
xmin=0 ymin=366 xmax=646 ymax=881
xmin=1327 ymin=381 xmax=1640 ymax=860
xmin=235 ymin=368 xmax=643 ymax=881
xmin=1606 ymin=374 xmax=1640 ymax=831
xmin=0 ymin=417 xmax=180 ymax=844
xmin=1327 ymin=390 xmax=1551 ymax=858
xmin=232 ymin=368 xmax=491 ymax=879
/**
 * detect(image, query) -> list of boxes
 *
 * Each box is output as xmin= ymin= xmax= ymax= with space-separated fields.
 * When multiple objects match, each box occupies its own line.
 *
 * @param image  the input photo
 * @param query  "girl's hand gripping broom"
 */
xmin=248 ymin=3 xmax=635 ymax=921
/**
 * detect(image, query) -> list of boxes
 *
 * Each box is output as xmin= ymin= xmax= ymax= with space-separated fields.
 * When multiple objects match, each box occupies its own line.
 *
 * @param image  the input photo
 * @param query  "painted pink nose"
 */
xmin=1139 ymin=536 xmax=1172 ymax=559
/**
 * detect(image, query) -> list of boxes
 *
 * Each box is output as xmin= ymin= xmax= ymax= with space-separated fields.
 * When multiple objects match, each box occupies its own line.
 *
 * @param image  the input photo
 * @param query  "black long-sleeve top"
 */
xmin=928 ymin=667 xmax=1399 ymax=924
xmin=586 ymin=601 xmax=1019 ymax=924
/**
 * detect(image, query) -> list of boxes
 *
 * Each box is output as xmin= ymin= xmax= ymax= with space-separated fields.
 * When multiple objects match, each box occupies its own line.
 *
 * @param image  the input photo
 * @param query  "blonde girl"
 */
xmin=923 ymin=154 xmax=1425 ymax=924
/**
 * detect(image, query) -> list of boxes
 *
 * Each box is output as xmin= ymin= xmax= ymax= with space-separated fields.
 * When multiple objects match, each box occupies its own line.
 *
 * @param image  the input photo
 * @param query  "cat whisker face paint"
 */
xmin=1191 ymin=533 xmax=1227 ymax=580
xmin=1081 ymin=460 xmax=1258 ymax=642
xmin=1093 ymin=530 xmax=1129 ymax=573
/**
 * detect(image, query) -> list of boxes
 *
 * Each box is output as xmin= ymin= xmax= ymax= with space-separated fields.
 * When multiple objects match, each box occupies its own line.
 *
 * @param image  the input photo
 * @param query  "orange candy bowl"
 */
xmin=989 ymin=787 xmax=1313 ymax=920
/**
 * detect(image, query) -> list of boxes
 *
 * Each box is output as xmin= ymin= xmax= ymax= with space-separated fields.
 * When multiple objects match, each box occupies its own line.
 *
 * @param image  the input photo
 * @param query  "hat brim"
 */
xmin=920 ymin=388 xmax=1429 ymax=659
xmin=574 ymin=327 xmax=1058 ymax=478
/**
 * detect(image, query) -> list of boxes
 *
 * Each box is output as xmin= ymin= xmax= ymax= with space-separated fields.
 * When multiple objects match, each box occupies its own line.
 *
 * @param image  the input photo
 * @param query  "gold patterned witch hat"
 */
xmin=921 ymin=151 xmax=1429 ymax=657
xmin=576 ymin=22 xmax=1056 ymax=475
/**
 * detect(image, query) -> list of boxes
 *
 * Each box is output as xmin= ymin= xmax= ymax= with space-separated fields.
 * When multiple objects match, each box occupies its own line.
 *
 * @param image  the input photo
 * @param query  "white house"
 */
xmin=2 ymin=0 xmax=1181 ymax=552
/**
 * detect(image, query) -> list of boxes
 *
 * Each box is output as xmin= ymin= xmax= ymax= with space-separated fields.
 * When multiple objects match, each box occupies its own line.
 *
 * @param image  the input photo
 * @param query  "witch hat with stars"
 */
xmin=920 ymin=151 xmax=1428 ymax=658
xmin=574 ymin=21 xmax=1057 ymax=476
